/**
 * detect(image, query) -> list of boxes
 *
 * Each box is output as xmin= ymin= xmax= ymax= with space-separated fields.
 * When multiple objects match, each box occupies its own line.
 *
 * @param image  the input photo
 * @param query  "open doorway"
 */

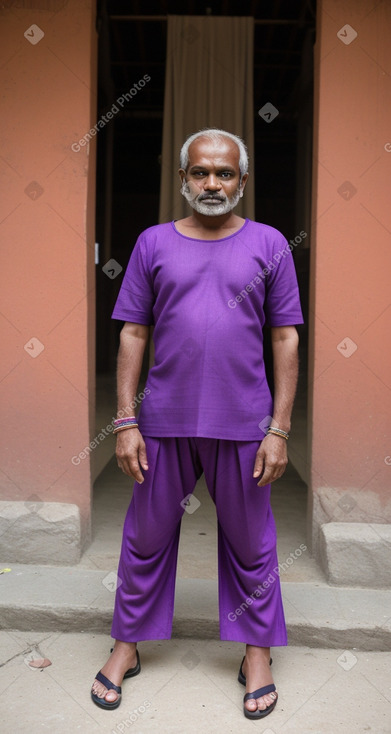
xmin=94 ymin=0 xmax=315 ymax=481
xmin=90 ymin=2 xmax=316 ymax=578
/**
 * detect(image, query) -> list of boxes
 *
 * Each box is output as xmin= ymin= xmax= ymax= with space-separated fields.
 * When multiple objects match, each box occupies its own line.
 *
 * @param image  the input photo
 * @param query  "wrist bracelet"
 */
xmin=267 ymin=427 xmax=289 ymax=440
xmin=113 ymin=424 xmax=139 ymax=434
xmin=114 ymin=417 xmax=137 ymax=426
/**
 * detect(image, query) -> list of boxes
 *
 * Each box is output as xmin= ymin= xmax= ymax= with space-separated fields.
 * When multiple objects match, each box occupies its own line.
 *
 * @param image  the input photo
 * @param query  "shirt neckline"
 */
xmin=171 ymin=218 xmax=249 ymax=242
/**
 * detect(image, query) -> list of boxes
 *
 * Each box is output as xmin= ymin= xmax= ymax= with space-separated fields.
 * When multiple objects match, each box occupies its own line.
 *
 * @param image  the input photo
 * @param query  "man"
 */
xmin=91 ymin=128 xmax=303 ymax=720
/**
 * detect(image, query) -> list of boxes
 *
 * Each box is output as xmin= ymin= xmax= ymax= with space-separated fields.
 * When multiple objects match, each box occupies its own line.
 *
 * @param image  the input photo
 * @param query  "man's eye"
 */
xmin=220 ymin=171 xmax=233 ymax=178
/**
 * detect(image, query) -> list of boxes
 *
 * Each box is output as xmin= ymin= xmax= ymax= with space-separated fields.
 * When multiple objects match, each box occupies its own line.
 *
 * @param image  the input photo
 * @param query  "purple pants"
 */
xmin=111 ymin=436 xmax=288 ymax=647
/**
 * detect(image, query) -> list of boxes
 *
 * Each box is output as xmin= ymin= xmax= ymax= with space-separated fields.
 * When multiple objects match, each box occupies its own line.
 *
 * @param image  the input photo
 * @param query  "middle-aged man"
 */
xmin=91 ymin=128 xmax=304 ymax=720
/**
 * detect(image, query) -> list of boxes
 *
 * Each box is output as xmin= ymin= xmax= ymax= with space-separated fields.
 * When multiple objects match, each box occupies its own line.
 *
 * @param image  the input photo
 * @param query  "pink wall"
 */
xmin=1 ymin=0 xmax=390 ymax=565
xmin=309 ymin=0 xmax=391 ymax=551
xmin=0 ymin=1 xmax=97 ymax=550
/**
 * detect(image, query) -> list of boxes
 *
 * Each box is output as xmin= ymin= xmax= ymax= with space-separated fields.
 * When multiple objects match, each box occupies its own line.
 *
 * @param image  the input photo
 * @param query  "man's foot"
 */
xmin=91 ymin=641 xmax=138 ymax=705
xmin=242 ymin=645 xmax=277 ymax=715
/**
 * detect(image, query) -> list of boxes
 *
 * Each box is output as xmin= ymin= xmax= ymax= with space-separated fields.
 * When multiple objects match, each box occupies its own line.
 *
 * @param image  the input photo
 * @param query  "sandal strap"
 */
xmin=95 ymin=670 xmax=121 ymax=694
xmin=129 ymin=649 xmax=140 ymax=673
xmin=244 ymin=683 xmax=276 ymax=702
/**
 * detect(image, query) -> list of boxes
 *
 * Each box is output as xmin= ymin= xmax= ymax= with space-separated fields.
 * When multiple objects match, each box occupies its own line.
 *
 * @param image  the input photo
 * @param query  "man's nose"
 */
xmin=204 ymin=173 xmax=221 ymax=190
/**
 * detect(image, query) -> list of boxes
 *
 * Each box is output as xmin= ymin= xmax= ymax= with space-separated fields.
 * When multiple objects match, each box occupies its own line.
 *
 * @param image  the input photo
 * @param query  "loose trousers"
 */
xmin=111 ymin=436 xmax=288 ymax=647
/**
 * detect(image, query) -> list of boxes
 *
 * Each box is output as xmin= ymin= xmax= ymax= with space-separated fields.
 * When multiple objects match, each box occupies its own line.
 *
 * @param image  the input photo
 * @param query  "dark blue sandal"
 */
xmin=110 ymin=647 xmax=141 ymax=679
xmin=243 ymin=683 xmax=278 ymax=719
xmin=91 ymin=650 xmax=141 ymax=709
xmin=124 ymin=649 xmax=141 ymax=679
xmin=238 ymin=655 xmax=272 ymax=686
xmin=91 ymin=670 xmax=122 ymax=710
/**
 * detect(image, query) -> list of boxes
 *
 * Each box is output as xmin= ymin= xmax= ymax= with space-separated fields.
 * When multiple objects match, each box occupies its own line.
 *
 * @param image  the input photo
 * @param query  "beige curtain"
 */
xmin=158 ymin=14 xmax=255 ymax=223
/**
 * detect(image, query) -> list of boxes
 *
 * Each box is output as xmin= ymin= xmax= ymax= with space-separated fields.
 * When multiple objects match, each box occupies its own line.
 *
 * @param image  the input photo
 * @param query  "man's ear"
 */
xmin=179 ymin=169 xmax=191 ymax=195
xmin=240 ymin=172 xmax=249 ymax=195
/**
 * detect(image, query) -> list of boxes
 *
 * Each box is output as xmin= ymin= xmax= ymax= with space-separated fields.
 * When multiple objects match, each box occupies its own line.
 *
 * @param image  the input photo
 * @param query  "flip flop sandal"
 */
xmin=91 ymin=670 xmax=122 ymax=710
xmin=237 ymin=655 xmax=272 ymax=686
xmin=243 ymin=684 xmax=278 ymax=720
xmin=91 ymin=649 xmax=141 ymax=710
xmin=110 ymin=648 xmax=141 ymax=680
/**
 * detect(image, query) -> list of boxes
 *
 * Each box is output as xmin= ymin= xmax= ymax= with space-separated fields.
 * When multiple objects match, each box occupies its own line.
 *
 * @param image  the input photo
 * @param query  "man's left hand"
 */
xmin=253 ymin=434 xmax=288 ymax=487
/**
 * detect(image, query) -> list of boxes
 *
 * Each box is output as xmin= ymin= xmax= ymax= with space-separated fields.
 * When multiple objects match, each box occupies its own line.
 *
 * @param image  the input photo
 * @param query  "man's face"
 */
xmin=179 ymin=137 xmax=248 ymax=216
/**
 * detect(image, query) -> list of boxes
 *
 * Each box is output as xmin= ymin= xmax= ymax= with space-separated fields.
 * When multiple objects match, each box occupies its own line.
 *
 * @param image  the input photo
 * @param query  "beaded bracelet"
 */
xmin=114 ymin=417 xmax=137 ymax=426
xmin=113 ymin=424 xmax=139 ymax=434
xmin=267 ymin=426 xmax=289 ymax=440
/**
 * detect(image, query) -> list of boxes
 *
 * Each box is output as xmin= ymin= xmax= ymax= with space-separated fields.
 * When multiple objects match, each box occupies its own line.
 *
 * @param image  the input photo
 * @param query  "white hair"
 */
xmin=179 ymin=128 xmax=249 ymax=180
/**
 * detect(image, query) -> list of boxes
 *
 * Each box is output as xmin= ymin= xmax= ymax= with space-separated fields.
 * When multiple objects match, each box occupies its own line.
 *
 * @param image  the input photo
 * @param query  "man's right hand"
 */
xmin=115 ymin=428 xmax=149 ymax=483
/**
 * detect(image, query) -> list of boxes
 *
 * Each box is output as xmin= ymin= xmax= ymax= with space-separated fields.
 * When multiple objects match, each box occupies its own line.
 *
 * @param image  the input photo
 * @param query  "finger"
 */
xmin=118 ymin=454 xmax=145 ymax=483
xmin=253 ymin=453 xmax=265 ymax=478
xmin=257 ymin=456 xmax=280 ymax=485
xmin=257 ymin=465 xmax=273 ymax=486
xmin=258 ymin=462 xmax=286 ymax=487
xmin=127 ymin=457 xmax=145 ymax=483
xmin=138 ymin=442 xmax=149 ymax=471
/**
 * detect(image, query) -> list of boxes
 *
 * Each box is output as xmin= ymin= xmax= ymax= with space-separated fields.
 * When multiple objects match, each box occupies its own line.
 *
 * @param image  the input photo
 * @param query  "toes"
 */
xmin=95 ymin=689 xmax=107 ymax=699
xmin=245 ymin=698 xmax=257 ymax=711
xmin=91 ymin=682 xmax=106 ymax=698
xmin=104 ymin=689 xmax=119 ymax=703
xmin=256 ymin=693 xmax=277 ymax=710
xmin=256 ymin=696 xmax=267 ymax=711
xmin=91 ymin=682 xmax=118 ymax=703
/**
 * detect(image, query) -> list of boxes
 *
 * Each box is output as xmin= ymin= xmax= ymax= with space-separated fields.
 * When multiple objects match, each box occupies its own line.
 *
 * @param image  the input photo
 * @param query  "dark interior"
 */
xmin=95 ymin=0 xmax=316 ymax=393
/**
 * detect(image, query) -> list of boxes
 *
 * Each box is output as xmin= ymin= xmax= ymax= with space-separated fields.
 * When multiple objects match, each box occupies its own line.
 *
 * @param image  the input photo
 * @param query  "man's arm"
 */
xmin=115 ymin=321 xmax=150 ymax=483
xmin=253 ymin=325 xmax=299 ymax=487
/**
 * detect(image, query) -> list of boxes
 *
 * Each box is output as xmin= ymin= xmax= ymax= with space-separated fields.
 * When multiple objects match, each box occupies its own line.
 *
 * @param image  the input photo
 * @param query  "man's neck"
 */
xmin=190 ymin=211 xmax=240 ymax=230
xmin=176 ymin=211 xmax=245 ymax=235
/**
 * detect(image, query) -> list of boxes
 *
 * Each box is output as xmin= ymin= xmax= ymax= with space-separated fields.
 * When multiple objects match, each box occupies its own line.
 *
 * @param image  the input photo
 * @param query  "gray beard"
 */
xmin=180 ymin=182 xmax=241 ymax=216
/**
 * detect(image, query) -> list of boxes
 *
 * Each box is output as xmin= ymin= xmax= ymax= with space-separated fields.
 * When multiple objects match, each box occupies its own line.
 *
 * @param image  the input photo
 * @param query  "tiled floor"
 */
xmin=1 ymin=630 xmax=389 ymax=734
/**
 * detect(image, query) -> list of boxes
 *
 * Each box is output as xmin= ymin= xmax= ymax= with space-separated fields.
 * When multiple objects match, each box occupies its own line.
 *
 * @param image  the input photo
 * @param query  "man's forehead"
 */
xmin=187 ymin=136 xmax=240 ymax=168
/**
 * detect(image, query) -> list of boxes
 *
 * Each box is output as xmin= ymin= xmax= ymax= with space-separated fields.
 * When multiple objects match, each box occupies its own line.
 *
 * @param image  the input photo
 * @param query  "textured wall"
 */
xmin=309 ymin=0 xmax=391 ymax=555
xmin=0 ymin=0 xmax=97 ymax=556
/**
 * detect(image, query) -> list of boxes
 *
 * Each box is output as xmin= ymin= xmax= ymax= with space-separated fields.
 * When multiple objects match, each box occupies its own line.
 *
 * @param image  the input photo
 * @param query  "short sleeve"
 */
xmin=111 ymin=235 xmax=154 ymax=324
xmin=264 ymin=238 xmax=304 ymax=327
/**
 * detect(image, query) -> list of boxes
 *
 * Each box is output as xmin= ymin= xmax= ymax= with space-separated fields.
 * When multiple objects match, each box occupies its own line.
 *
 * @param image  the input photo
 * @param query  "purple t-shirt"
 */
xmin=112 ymin=218 xmax=304 ymax=440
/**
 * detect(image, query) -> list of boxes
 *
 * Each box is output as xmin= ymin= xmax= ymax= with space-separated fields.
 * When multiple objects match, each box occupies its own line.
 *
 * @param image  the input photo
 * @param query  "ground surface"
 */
xmin=1 ymin=631 xmax=390 ymax=734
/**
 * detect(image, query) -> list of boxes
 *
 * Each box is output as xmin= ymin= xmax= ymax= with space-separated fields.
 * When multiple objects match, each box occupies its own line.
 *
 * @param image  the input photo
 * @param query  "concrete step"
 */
xmin=1 ymin=564 xmax=390 ymax=650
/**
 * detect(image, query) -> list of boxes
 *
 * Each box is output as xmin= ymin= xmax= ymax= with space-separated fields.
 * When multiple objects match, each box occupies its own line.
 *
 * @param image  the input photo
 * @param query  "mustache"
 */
xmin=198 ymin=193 xmax=226 ymax=201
